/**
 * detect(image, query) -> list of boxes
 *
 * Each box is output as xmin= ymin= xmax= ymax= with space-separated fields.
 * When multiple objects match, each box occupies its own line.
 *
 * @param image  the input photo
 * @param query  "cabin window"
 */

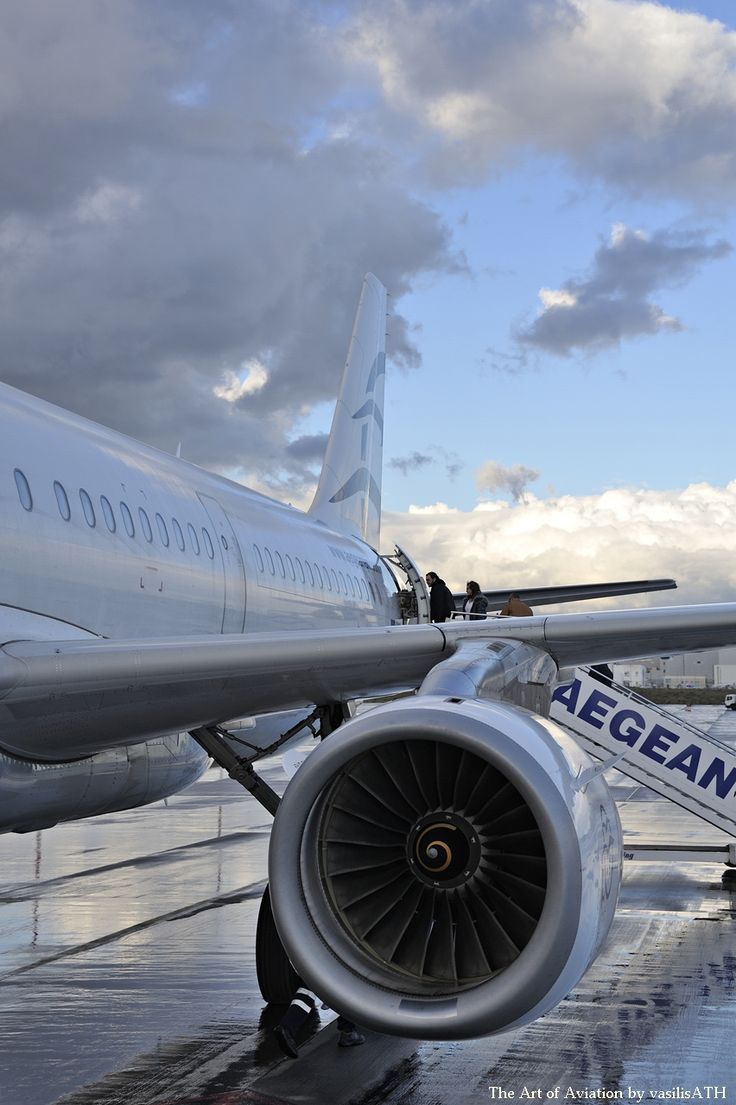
xmin=348 ymin=575 xmax=355 ymax=597
xmin=361 ymin=579 xmax=370 ymax=602
xmin=202 ymin=528 xmax=215 ymax=559
xmin=187 ymin=523 xmax=200 ymax=555
xmin=80 ymin=488 xmax=96 ymax=527
xmin=54 ymin=481 xmax=70 ymax=521
xmin=172 ymin=518 xmax=185 ymax=551
xmin=156 ymin=513 xmax=169 ymax=547
xmin=138 ymin=508 xmax=153 ymax=543
xmin=285 ymin=554 xmax=296 ymax=581
xmin=305 ymin=560 xmax=314 ymax=586
xmin=253 ymin=544 xmax=264 ymax=572
xmin=221 ymin=535 xmax=228 ymax=550
xmin=275 ymin=551 xmax=285 ymax=578
xmin=338 ymin=571 xmax=346 ymax=594
xmin=314 ymin=563 xmax=323 ymax=588
xmin=295 ymin=556 xmax=305 ymax=583
xmin=120 ymin=501 xmax=135 ymax=537
xmin=264 ymin=547 xmax=275 ymax=574
xmin=100 ymin=496 xmax=116 ymax=533
xmin=14 ymin=469 xmax=32 ymax=512
xmin=368 ymin=581 xmax=376 ymax=602
xmin=323 ymin=566 xmax=332 ymax=592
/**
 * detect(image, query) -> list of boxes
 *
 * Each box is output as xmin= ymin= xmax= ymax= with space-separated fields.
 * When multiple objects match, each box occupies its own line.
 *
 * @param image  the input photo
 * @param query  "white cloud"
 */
xmin=74 ymin=181 xmax=143 ymax=224
xmin=539 ymin=288 xmax=578 ymax=310
xmin=214 ymin=359 xmax=269 ymax=403
xmin=408 ymin=501 xmax=458 ymax=515
xmin=382 ymin=481 xmax=736 ymax=606
xmin=475 ymin=460 xmax=540 ymax=502
xmin=350 ymin=0 xmax=736 ymax=198
xmin=610 ymin=222 xmax=644 ymax=247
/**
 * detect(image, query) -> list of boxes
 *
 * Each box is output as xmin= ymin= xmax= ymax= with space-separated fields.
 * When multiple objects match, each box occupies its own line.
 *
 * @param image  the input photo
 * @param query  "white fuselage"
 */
xmin=1 ymin=384 xmax=399 ymax=641
xmin=0 ymin=382 xmax=400 ymax=831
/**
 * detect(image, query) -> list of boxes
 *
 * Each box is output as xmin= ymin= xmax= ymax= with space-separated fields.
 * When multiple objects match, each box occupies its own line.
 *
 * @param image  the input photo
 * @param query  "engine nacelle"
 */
xmin=269 ymin=694 xmax=621 ymax=1039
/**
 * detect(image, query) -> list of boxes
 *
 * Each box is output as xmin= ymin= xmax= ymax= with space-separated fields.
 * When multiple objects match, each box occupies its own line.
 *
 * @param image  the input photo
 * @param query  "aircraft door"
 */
xmin=197 ymin=494 xmax=247 ymax=632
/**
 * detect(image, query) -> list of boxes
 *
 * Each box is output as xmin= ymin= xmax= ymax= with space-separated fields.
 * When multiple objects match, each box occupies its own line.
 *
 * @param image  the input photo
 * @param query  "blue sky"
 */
xmin=1 ymin=0 xmax=735 ymax=600
xmin=281 ymin=0 xmax=736 ymax=521
xmin=382 ymin=175 xmax=734 ymax=510
xmin=381 ymin=147 xmax=735 ymax=513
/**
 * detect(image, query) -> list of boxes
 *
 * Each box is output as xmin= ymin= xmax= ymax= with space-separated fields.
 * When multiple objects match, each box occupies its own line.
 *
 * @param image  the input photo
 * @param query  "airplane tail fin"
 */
xmin=308 ymin=273 xmax=387 ymax=549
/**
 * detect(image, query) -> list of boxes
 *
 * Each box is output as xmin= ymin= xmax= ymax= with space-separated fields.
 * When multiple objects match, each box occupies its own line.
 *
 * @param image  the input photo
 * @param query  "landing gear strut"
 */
xmin=189 ymin=703 xmax=348 ymax=1004
xmin=189 ymin=723 xmax=282 ymax=815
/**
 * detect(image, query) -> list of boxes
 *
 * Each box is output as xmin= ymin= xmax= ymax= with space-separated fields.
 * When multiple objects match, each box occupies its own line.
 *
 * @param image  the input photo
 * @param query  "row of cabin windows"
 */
xmin=14 ymin=468 xmax=215 ymax=560
xmin=13 ymin=467 xmax=380 ymax=602
xmin=252 ymin=542 xmax=376 ymax=604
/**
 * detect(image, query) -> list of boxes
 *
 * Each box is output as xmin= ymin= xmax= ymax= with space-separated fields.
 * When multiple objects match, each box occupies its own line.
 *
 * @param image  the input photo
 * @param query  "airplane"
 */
xmin=2 ymin=273 xmax=736 ymax=1043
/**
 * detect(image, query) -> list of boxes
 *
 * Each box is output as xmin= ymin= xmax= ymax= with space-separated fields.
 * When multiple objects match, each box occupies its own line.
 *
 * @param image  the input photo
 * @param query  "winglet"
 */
xmin=308 ymin=274 xmax=387 ymax=549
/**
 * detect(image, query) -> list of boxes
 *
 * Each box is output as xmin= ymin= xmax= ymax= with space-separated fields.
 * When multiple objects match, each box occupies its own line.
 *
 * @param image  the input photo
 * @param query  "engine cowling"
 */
xmin=268 ymin=694 xmax=621 ymax=1040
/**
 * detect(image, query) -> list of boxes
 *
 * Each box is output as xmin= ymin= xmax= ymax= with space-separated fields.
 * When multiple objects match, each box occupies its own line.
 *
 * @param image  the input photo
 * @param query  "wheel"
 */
xmin=255 ymin=884 xmax=300 ymax=1004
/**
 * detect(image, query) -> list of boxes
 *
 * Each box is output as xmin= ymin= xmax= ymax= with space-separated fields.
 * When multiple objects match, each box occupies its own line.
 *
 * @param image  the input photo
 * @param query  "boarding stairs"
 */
xmin=550 ymin=667 xmax=736 ymax=865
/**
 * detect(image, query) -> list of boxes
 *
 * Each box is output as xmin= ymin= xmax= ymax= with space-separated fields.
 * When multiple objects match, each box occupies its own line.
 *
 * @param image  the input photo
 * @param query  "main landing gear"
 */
xmin=189 ymin=702 xmax=347 ymax=1004
xmin=256 ymin=885 xmax=300 ymax=1003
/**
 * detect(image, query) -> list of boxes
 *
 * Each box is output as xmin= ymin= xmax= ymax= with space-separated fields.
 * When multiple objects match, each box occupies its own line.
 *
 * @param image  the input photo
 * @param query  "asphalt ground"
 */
xmin=2 ymin=706 xmax=736 ymax=1105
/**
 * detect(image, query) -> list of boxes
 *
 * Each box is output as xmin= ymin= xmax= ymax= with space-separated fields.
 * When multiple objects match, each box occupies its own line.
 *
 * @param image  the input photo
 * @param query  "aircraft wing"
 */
xmin=452 ymin=577 xmax=677 ymax=609
xmin=1 ymin=601 xmax=734 ymax=761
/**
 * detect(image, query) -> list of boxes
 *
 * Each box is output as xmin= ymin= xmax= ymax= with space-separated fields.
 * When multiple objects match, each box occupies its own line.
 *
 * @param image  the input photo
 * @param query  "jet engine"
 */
xmin=268 ymin=693 xmax=621 ymax=1040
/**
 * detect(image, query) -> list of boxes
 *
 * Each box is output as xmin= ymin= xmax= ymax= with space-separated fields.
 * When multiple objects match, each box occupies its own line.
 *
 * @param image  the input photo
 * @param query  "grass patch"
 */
xmin=634 ymin=687 xmax=735 ymax=706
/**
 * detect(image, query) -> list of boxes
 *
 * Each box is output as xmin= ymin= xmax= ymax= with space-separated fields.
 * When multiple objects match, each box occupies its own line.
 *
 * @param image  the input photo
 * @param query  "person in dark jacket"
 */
xmin=590 ymin=663 xmax=614 ymax=686
xmin=425 ymin=571 xmax=455 ymax=623
xmin=463 ymin=581 xmax=488 ymax=619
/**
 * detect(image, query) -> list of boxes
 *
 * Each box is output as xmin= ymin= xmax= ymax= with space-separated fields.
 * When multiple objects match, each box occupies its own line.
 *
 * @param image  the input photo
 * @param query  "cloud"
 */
xmin=2 ymin=0 xmax=736 ymax=497
xmin=0 ymin=0 xmax=462 ymax=484
xmin=74 ymin=181 xmax=144 ymax=225
xmin=285 ymin=433 xmax=329 ymax=464
xmin=350 ymin=0 xmax=736 ymax=199
xmin=516 ymin=223 xmax=731 ymax=356
xmin=213 ymin=360 xmax=268 ymax=402
xmin=382 ymin=481 xmax=736 ymax=607
xmin=475 ymin=460 xmax=540 ymax=502
xmin=389 ymin=451 xmax=434 ymax=476
xmin=390 ymin=446 xmax=464 ymax=480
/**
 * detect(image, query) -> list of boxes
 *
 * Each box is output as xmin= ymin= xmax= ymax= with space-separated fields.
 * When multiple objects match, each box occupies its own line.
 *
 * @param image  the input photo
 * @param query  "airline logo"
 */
xmin=329 ymin=352 xmax=386 ymax=508
xmin=551 ymin=674 xmax=736 ymax=803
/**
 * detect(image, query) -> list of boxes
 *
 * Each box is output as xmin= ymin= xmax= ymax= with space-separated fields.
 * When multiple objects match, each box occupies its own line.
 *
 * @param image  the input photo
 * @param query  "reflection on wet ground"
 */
xmin=2 ymin=711 xmax=736 ymax=1105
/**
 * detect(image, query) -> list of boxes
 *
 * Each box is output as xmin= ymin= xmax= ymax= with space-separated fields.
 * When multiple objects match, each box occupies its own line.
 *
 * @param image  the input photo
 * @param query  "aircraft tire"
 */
xmin=255 ymin=884 xmax=300 ymax=1004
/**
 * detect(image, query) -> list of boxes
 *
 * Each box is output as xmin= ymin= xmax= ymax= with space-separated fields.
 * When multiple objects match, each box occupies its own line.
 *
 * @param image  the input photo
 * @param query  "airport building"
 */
xmin=612 ymin=646 xmax=736 ymax=688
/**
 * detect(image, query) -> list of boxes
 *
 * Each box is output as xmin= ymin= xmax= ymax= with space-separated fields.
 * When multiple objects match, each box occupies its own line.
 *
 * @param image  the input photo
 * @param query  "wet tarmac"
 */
xmin=2 ymin=707 xmax=736 ymax=1105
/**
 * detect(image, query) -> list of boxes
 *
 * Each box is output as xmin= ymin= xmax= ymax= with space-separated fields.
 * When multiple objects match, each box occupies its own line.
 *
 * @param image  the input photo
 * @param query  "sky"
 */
xmin=1 ymin=0 xmax=735 ymax=605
